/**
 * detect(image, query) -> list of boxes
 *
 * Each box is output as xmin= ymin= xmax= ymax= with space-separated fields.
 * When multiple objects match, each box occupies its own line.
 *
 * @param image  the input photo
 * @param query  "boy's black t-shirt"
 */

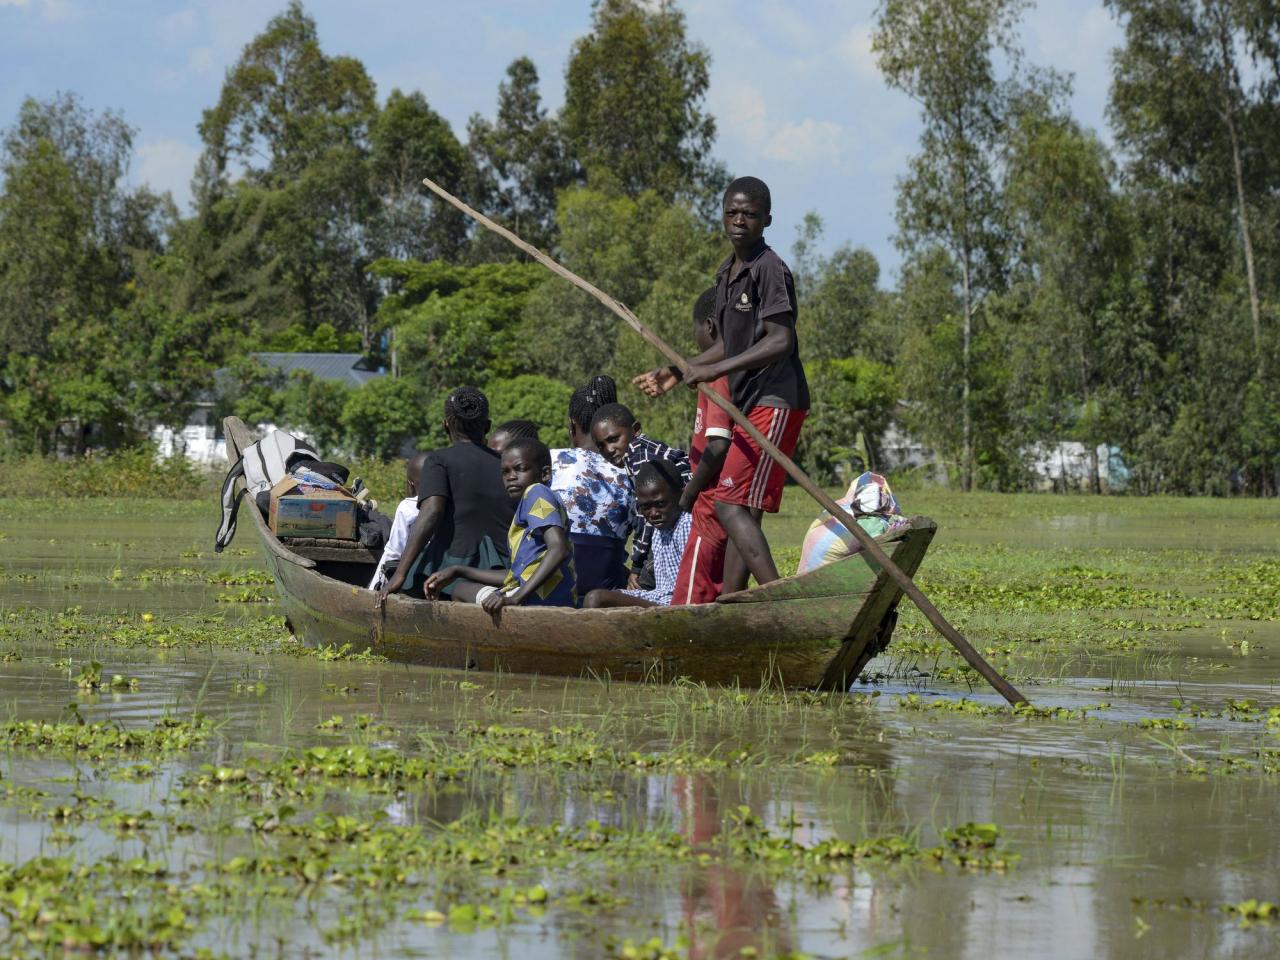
xmin=714 ymin=242 xmax=810 ymax=412
xmin=417 ymin=441 xmax=515 ymax=563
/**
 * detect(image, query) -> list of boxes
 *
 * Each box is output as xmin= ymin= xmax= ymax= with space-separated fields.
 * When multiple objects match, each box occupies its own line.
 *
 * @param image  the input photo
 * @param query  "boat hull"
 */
xmin=226 ymin=417 xmax=935 ymax=689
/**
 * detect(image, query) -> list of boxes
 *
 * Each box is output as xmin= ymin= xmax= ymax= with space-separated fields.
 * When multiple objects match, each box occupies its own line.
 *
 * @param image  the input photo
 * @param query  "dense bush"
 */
xmin=484 ymin=375 xmax=574 ymax=448
xmin=3 ymin=447 xmax=207 ymax=499
xmin=796 ymin=357 xmax=899 ymax=484
xmin=341 ymin=378 xmax=430 ymax=460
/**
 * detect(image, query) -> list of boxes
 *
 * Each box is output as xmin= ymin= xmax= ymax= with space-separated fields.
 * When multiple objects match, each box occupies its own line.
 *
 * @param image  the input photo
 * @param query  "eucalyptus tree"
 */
xmin=562 ymin=0 xmax=717 ymax=205
xmin=873 ymin=0 xmax=1040 ymax=489
xmin=0 ymin=93 xmax=172 ymax=451
xmin=1002 ymin=102 xmax=1131 ymax=492
xmin=370 ymin=89 xmax=472 ymax=264
xmin=193 ymin=1 xmax=380 ymax=345
xmin=468 ymin=57 xmax=578 ymax=255
xmin=1108 ymin=0 xmax=1277 ymax=380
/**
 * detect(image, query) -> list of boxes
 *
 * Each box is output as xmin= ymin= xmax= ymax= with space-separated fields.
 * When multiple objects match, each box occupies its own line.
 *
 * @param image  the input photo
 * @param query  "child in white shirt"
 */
xmin=368 ymin=451 xmax=428 ymax=591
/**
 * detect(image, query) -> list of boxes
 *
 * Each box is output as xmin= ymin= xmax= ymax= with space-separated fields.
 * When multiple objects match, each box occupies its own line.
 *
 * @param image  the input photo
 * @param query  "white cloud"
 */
xmin=763 ymin=118 xmax=847 ymax=165
xmin=39 ymin=0 xmax=77 ymax=22
xmin=0 ymin=0 xmax=79 ymax=16
xmin=135 ymin=138 xmax=201 ymax=208
xmin=714 ymin=81 xmax=768 ymax=144
xmin=157 ymin=8 xmax=198 ymax=45
xmin=187 ymin=45 xmax=216 ymax=75
xmin=838 ymin=22 xmax=880 ymax=80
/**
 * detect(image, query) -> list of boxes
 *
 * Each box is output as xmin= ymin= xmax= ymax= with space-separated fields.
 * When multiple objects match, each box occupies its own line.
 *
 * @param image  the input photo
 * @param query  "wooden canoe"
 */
xmin=224 ymin=417 xmax=936 ymax=690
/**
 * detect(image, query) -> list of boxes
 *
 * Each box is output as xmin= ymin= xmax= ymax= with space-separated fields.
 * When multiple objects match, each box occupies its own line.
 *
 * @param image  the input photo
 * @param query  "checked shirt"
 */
xmin=624 ymin=433 xmax=692 ymax=572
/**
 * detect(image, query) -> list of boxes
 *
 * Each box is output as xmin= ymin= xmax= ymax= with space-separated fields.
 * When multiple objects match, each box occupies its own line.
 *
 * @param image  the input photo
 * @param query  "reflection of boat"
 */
xmin=225 ymin=416 xmax=936 ymax=689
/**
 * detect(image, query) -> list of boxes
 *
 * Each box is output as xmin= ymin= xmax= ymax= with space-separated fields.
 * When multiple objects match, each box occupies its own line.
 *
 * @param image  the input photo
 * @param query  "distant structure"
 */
xmin=151 ymin=352 xmax=385 ymax=466
xmin=249 ymin=353 xmax=384 ymax=389
xmin=1025 ymin=442 xmax=1130 ymax=493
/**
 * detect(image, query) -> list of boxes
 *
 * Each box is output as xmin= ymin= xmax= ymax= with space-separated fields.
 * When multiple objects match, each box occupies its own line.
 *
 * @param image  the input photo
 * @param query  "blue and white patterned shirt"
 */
xmin=624 ymin=433 xmax=692 ymax=571
xmin=621 ymin=511 xmax=692 ymax=605
xmin=550 ymin=447 xmax=634 ymax=541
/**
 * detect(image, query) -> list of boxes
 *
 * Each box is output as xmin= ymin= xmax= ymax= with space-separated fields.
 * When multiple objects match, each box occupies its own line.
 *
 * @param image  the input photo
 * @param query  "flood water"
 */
xmin=1 ymin=494 xmax=1278 ymax=959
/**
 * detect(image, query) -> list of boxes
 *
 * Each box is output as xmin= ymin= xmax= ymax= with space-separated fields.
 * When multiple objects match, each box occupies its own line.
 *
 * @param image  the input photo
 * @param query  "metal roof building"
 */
xmin=251 ymin=353 xmax=384 ymax=388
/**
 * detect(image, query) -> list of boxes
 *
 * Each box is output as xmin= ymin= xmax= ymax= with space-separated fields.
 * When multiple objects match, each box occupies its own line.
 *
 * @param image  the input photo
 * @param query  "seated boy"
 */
xmin=582 ymin=459 xmax=691 ymax=608
xmin=368 ymin=451 xmax=429 ymax=592
xmin=488 ymin=418 xmax=540 ymax=454
xmin=796 ymin=472 xmax=909 ymax=575
xmin=589 ymin=402 xmax=691 ymax=589
xmin=425 ymin=438 xmax=576 ymax=612
xmin=670 ymin=288 xmax=734 ymax=604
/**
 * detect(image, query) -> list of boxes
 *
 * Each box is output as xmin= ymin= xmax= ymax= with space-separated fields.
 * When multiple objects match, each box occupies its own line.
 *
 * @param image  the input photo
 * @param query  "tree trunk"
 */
xmin=960 ymin=254 xmax=973 ymax=492
xmin=1080 ymin=347 xmax=1100 ymax=494
xmin=1214 ymin=10 xmax=1264 ymax=379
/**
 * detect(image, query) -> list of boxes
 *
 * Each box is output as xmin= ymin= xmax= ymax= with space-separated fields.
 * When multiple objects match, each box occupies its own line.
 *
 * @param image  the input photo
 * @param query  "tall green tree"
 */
xmin=0 ymin=93 xmax=172 ymax=451
xmin=1002 ymin=103 xmax=1131 ymax=492
xmin=1108 ymin=0 xmax=1280 ymax=492
xmin=370 ymin=89 xmax=472 ymax=263
xmin=468 ymin=57 xmax=578 ymax=254
xmin=874 ymin=0 xmax=1049 ymax=489
xmin=790 ymin=213 xmax=884 ymax=363
xmin=193 ymin=1 xmax=380 ymax=345
xmin=372 ymin=259 xmax=544 ymax=394
xmin=562 ymin=0 xmax=717 ymax=204
xmin=519 ymin=184 xmax=722 ymax=436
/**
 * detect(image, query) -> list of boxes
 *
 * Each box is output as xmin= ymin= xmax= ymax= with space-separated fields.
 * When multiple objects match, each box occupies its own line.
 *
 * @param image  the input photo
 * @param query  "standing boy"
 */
xmin=634 ymin=176 xmax=809 ymax=591
xmin=670 ymin=287 xmax=733 ymax=604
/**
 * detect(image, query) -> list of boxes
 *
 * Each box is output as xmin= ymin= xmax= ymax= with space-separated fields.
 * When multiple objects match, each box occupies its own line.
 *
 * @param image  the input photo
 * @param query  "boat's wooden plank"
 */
xmin=280 ymin=538 xmax=378 ymax=564
xmin=816 ymin=521 xmax=936 ymax=690
xmin=716 ymin=519 xmax=931 ymax=604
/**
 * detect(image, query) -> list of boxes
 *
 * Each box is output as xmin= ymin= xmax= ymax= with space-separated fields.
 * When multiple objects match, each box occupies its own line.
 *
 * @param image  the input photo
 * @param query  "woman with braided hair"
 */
xmin=550 ymin=375 xmax=635 ymax=597
xmin=377 ymin=386 xmax=515 ymax=603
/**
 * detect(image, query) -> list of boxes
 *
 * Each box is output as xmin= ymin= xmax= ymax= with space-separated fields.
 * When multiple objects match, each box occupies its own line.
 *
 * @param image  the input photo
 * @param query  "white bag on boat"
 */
xmin=215 ymin=429 xmax=319 ymax=552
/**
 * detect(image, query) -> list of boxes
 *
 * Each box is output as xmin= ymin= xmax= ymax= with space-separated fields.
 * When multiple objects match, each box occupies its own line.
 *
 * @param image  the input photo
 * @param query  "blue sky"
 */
xmin=0 ymin=0 xmax=1122 ymax=280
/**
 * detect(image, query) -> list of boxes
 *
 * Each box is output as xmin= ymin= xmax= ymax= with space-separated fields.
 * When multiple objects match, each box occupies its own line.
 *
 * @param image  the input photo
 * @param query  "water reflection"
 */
xmin=3 ymin=502 xmax=1280 ymax=958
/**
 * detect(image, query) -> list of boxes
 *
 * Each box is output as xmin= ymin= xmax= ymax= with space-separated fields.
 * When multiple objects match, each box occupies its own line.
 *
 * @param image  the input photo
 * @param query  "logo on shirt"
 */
xmin=732 ymin=291 xmax=752 ymax=313
xmin=693 ymin=408 xmax=704 ymax=434
xmin=721 ymin=476 xmax=735 ymax=487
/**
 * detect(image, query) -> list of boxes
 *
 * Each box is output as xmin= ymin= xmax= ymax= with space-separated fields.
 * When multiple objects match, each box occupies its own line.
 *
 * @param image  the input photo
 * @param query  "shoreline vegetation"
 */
xmin=4 ymin=0 xmax=1279 ymax=496
xmin=8 ymin=447 xmax=1280 ymax=508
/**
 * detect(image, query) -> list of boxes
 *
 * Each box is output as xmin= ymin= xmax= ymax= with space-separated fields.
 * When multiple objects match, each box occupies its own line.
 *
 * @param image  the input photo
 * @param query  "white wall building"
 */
xmin=150 ymin=352 xmax=384 ymax=467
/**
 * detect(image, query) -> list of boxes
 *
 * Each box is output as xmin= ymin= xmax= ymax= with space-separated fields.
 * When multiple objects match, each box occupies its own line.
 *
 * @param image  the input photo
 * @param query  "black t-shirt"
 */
xmin=714 ymin=242 xmax=810 ymax=411
xmin=417 ymin=441 xmax=514 ymax=564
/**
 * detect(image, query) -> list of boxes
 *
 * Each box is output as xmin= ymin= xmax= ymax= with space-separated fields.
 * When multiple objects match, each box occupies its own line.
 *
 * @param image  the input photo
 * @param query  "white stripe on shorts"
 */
xmin=747 ymin=408 xmax=789 ymax=508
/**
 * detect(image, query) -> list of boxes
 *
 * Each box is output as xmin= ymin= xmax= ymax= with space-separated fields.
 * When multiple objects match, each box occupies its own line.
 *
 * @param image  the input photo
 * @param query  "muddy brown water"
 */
xmin=1 ymin=498 xmax=1278 ymax=959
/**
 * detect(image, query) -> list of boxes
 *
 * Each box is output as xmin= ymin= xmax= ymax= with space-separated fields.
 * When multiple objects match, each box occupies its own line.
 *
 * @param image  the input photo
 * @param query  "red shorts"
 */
xmin=670 ymin=491 xmax=727 ymax=605
xmin=712 ymin=406 xmax=806 ymax=513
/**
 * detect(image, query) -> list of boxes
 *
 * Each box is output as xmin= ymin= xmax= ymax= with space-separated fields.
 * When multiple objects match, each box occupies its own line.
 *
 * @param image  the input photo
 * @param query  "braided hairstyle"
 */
xmin=492 ymin=419 xmax=540 ymax=442
xmin=568 ymin=375 xmax=618 ymax=435
xmin=635 ymin=457 xmax=684 ymax=495
xmin=444 ymin=385 xmax=490 ymax=444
